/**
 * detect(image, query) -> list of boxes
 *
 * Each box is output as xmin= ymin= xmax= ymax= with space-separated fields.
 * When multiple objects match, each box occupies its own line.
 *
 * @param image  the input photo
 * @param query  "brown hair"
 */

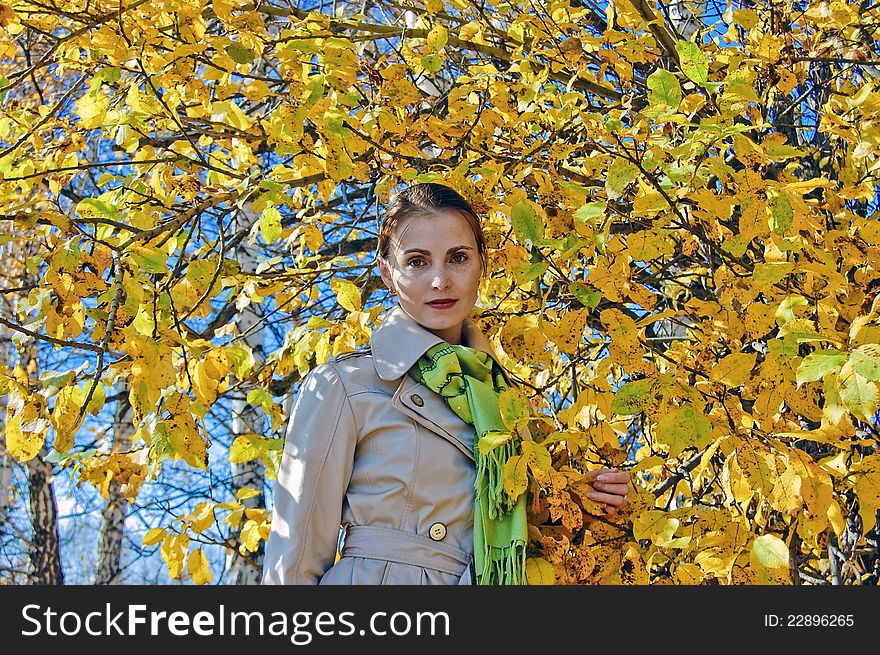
xmin=377 ymin=182 xmax=488 ymax=272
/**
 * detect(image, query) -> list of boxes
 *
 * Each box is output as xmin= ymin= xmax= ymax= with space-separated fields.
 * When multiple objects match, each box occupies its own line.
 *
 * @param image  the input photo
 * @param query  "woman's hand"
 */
xmin=584 ymin=468 xmax=631 ymax=517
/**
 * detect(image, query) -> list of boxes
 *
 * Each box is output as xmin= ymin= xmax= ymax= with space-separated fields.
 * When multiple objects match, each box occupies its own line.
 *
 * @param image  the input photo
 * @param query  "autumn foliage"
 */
xmin=1 ymin=0 xmax=879 ymax=585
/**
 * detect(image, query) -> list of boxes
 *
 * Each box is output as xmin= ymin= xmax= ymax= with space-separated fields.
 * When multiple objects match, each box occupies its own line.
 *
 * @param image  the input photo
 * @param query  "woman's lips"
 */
xmin=427 ymin=300 xmax=457 ymax=309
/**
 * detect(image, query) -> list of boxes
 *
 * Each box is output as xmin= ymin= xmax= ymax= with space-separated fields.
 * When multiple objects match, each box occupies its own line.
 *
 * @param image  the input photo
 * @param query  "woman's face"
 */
xmin=377 ymin=209 xmax=483 ymax=345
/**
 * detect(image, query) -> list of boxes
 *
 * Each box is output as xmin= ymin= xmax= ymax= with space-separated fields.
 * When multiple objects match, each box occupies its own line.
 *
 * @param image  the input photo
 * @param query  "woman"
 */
xmin=261 ymin=183 xmax=631 ymax=585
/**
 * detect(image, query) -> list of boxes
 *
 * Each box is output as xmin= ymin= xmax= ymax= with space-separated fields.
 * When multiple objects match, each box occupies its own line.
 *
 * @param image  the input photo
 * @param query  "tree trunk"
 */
xmin=93 ymin=390 xmax=134 ymax=584
xmin=0 ymin=325 xmax=11 ymax=536
xmin=225 ymin=204 xmax=266 ymax=585
xmin=25 ymin=446 xmax=64 ymax=584
xmin=15 ymin=239 xmax=64 ymax=585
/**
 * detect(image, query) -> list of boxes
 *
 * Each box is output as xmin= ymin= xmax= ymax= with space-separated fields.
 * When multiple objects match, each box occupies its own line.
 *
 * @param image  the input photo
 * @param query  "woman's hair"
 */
xmin=377 ymin=182 xmax=488 ymax=272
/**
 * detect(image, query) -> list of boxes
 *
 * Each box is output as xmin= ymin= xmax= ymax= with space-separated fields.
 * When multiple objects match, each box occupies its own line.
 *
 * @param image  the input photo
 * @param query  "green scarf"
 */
xmin=409 ymin=343 xmax=528 ymax=585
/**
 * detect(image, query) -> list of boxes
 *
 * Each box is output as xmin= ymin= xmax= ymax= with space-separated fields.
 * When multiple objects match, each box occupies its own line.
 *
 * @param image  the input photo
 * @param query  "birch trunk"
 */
xmin=93 ymin=390 xmax=134 ymax=584
xmin=225 ymin=204 xmax=266 ymax=585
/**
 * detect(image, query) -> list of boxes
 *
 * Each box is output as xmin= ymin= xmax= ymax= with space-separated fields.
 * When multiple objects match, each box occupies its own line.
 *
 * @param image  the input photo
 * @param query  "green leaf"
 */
xmin=632 ymin=509 xmax=680 ymax=546
xmin=568 ymin=281 xmax=601 ymax=308
xmin=477 ymin=430 xmax=512 ymax=455
xmin=764 ymin=141 xmax=804 ymax=161
xmin=839 ymin=363 xmax=879 ymax=422
xmin=420 ymin=54 xmax=442 ymax=72
xmin=675 ymin=40 xmax=709 ymax=87
xmin=654 ymin=403 xmax=713 ymax=458
xmin=513 ymin=261 xmax=547 ymax=284
xmin=775 ymin=295 xmax=807 ymax=326
xmin=574 ymin=201 xmax=606 ymax=222
xmin=76 ymin=197 xmax=119 ymax=220
xmin=611 ymin=378 xmax=655 ymax=415
xmin=246 ymin=388 xmax=273 ymax=409
xmin=129 ymin=245 xmax=169 ymax=274
xmin=258 ymin=206 xmax=282 ymax=243
xmin=229 ymin=435 xmax=261 ymax=463
xmin=510 ymin=200 xmax=543 ymax=246
xmin=822 ymin=373 xmax=847 ymax=424
xmin=226 ymin=43 xmax=255 ymax=64
xmin=750 ymin=534 xmax=789 ymax=570
xmin=851 ymin=345 xmax=880 ymax=381
xmin=796 ymin=349 xmax=847 ymax=386
xmin=647 ymin=69 xmax=682 ymax=111
xmin=753 ymin=262 xmax=793 ymax=286
xmin=426 ymin=24 xmax=448 ymax=50
xmin=323 ymin=109 xmax=348 ymax=137
xmin=770 ymin=192 xmax=794 ymax=236
xmin=499 ymin=388 xmax=530 ymax=429
xmin=605 ymin=158 xmax=639 ymax=200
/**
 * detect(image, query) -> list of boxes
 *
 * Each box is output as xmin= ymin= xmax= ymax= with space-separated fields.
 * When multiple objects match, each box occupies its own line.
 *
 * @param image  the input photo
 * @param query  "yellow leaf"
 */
xmin=525 ymin=557 xmax=555 ymax=585
xmin=674 ymin=563 xmax=705 ymax=584
xmin=50 ymin=385 xmax=82 ymax=453
xmin=225 ymin=507 xmax=244 ymax=529
xmin=852 ymin=454 xmax=880 ymax=534
xmin=6 ymin=409 xmax=46 ymax=462
xmin=632 ymin=509 xmax=680 ymax=546
xmin=160 ymin=534 xmax=189 ymax=580
xmin=167 ymin=410 xmax=208 ymax=470
xmin=330 ymin=278 xmax=362 ymax=312
xmin=750 ymin=534 xmax=789 ymax=570
xmin=826 ymin=499 xmax=846 ymax=539
xmin=521 ymin=440 xmax=552 ymax=475
xmin=498 ymin=388 xmax=530 ymax=429
xmin=188 ymin=502 xmax=215 ymax=534
xmin=710 ymin=352 xmax=757 ymax=387
xmin=502 ymin=454 xmax=528 ymax=500
xmin=239 ymin=519 xmax=263 ymax=553
xmin=838 ymin=361 xmax=879 ymax=422
xmin=142 ymin=527 xmax=167 ymax=546
xmin=654 ymin=404 xmax=714 ymax=458
xmin=187 ymin=548 xmax=213 ymax=585
xmin=477 ymin=430 xmax=512 ymax=455
xmin=426 ymin=24 xmax=448 ymax=50
xmin=237 ymin=486 xmax=262 ymax=500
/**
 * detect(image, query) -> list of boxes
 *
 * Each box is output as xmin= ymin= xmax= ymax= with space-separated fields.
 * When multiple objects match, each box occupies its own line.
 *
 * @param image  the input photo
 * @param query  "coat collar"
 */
xmin=370 ymin=303 xmax=500 ymax=381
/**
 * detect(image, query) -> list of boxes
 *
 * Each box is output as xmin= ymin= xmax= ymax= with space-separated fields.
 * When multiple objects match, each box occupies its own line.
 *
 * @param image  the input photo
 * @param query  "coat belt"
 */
xmin=341 ymin=525 xmax=473 ymax=584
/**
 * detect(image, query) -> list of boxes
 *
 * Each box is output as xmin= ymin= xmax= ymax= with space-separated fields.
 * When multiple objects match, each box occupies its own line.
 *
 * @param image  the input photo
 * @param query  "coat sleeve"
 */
xmin=261 ymin=361 xmax=357 ymax=584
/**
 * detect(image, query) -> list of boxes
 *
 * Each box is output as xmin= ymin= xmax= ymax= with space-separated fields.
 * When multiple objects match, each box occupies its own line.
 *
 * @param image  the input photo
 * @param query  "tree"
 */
xmin=1 ymin=0 xmax=878 ymax=585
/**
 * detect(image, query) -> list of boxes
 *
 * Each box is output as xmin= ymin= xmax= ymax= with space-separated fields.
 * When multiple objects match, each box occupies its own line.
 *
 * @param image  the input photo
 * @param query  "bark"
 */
xmin=666 ymin=1 xmax=701 ymax=41
xmin=16 ymin=239 xmax=64 ymax=585
xmin=0 ymin=326 xmax=11 ymax=536
xmin=93 ymin=389 xmax=134 ymax=584
xmin=225 ymin=204 xmax=266 ymax=585
xmin=25 ymin=446 xmax=64 ymax=584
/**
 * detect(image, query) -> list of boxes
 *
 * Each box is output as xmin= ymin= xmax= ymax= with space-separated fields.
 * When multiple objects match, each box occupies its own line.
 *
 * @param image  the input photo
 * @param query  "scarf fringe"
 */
xmin=475 ymin=438 xmax=518 ymax=518
xmin=477 ymin=540 xmax=527 ymax=585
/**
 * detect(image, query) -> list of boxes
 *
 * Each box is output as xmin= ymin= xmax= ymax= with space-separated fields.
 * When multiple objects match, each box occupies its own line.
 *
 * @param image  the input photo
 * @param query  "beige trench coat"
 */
xmin=261 ymin=304 xmax=508 ymax=585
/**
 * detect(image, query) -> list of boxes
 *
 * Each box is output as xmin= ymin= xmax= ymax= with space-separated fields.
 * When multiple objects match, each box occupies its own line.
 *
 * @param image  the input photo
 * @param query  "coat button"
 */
xmin=429 ymin=522 xmax=447 ymax=541
xmin=411 ymin=393 xmax=424 ymax=407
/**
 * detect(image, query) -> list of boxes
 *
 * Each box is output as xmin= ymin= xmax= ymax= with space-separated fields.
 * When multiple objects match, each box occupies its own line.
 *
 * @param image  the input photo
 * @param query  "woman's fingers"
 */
xmin=587 ymin=491 xmax=627 ymax=507
xmin=592 ymin=482 xmax=630 ymax=497
xmin=595 ymin=470 xmax=631 ymax=484
xmin=586 ymin=468 xmax=632 ymax=514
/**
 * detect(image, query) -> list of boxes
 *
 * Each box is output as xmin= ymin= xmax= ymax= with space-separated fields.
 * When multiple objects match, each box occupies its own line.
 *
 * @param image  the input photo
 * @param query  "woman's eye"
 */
xmin=451 ymin=253 xmax=468 ymax=264
xmin=407 ymin=257 xmax=425 ymax=267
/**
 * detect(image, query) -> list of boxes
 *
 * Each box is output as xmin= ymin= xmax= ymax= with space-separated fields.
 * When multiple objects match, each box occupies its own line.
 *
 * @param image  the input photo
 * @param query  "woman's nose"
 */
xmin=431 ymin=267 xmax=450 ymax=289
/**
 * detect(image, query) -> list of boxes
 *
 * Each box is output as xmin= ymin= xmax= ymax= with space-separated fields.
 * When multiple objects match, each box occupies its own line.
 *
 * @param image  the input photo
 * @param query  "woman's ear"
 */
xmin=377 ymin=255 xmax=394 ymax=293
